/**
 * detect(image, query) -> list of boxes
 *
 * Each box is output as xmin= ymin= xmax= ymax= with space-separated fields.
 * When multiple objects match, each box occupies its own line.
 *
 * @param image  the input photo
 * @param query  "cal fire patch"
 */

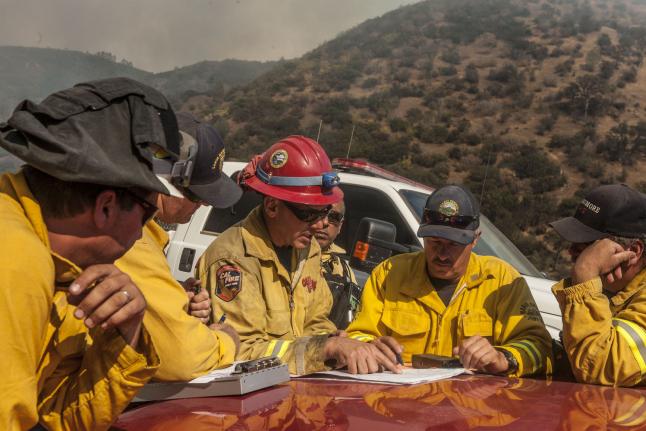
xmin=216 ymin=265 xmax=242 ymax=302
xmin=302 ymin=276 xmax=317 ymax=293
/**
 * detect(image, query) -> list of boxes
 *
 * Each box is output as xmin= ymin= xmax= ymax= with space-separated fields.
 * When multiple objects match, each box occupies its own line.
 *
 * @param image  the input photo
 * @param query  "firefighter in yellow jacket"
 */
xmin=115 ymin=113 xmax=242 ymax=381
xmin=198 ymin=136 xmax=401 ymax=375
xmin=550 ymin=184 xmax=646 ymax=386
xmin=0 ymin=79 xmax=179 ymax=430
xmin=347 ymin=185 xmax=552 ymax=377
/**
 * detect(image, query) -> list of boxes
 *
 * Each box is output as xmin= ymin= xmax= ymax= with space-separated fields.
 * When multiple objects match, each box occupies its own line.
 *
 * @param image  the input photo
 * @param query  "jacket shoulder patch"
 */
xmin=216 ymin=265 xmax=242 ymax=302
xmin=520 ymin=301 xmax=542 ymax=322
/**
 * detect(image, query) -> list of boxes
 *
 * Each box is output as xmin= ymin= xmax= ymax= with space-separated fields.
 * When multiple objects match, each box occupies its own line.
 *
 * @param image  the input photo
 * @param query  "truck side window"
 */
xmin=338 ymin=184 xmax=418 ymax=253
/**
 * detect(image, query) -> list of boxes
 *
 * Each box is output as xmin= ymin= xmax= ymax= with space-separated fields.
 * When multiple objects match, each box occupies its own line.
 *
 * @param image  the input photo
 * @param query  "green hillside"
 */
xmin=0 ymin=46 xmax=276 ymax=118
xmin=180 ymin=0 xmax=646 ymax=277
xmin=152 ymin=60 xmax=277 ymax=105
xmin=0 ymin=46 xmax=151 ymax=119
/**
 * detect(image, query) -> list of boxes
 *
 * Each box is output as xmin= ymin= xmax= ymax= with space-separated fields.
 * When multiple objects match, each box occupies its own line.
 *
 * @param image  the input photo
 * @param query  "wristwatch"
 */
xmin=498 ymin=348 xmax=519 ymax=375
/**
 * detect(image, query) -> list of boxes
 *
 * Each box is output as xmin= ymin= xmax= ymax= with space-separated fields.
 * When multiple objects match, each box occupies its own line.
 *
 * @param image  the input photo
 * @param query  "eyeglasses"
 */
xmin=283 ymin=201 xmax=332 ymax=224
xmin=328 ymin=210 xmax=344 ymax=226
xmin=422 ymin=209 xmax=477 ymax=229
xmin=125 ymin=189 xmax=159 ymax=224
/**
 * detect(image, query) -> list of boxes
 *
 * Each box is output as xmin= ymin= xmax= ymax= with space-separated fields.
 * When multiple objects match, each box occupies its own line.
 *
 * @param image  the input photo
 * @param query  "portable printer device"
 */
xmin=133 ymin=356 xmax=289 ymax=402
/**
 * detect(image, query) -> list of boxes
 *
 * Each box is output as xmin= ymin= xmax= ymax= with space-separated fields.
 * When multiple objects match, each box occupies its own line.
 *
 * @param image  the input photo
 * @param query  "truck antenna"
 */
xmin=346 ymin=125 xmax=356 ymax=158
xmin=479 ymin=146 xmax=493 ymax=206
xmin=316 ymin=120 xmax=323 ymax=143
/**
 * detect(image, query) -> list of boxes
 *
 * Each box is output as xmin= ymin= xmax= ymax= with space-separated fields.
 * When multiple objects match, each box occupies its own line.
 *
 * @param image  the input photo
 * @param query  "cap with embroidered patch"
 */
xmin=155 ymin=112 xmax=242 ymax=208
xmin=417 ymin=185 xmax=480 ymax=245
xmin=550 ymin=184 xmax=646 ymax=243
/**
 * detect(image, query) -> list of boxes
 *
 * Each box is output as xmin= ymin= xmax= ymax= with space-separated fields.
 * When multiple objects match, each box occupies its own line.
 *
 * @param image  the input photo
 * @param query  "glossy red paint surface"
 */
xmin=114 ymin=375 xmax=646 ymax=430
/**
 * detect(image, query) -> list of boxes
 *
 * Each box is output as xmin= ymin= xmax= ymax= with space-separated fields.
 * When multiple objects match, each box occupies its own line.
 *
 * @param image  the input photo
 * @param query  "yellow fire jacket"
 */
xmin=197 ymin=206 xmax=336 ymax=375
xmin=0 ymin=171 xmax=159 ymax=431
xmin=346 ymin=251 xmax=552 ymax=377
xmin=115 ymin=220 xmax=236 ymax=381
xmin=553 ymin=269 xmax=646 ymax=386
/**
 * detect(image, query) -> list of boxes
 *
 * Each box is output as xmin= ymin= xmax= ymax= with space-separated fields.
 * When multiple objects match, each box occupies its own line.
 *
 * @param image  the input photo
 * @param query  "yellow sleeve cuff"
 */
xmin=348 ymin=333 xmax=376 ymax=342
xmin=104 ymin=327 xmax=160 ymax=385
xmin=212 ymin=329 xmax=236 ymax=365
xmin=553 ymin=277 xmax=603 ymax=305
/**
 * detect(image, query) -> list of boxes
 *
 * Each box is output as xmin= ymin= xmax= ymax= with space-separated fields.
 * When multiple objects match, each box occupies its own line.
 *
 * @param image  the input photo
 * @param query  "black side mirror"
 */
xmin=350 ymin=217 xmax=398 ymax=273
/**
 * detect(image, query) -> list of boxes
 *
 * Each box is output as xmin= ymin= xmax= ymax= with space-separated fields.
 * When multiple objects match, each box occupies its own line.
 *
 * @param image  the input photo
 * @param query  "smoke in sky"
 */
xmin=0 ymin=0 xmax=417 ymax=71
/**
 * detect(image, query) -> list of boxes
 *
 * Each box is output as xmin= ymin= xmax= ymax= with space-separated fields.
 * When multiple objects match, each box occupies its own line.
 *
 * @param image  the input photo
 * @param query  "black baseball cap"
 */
xmin=156 ymin=112 xmax=242 ymax=208
xmin=550 ymin=184 xmax=646 ymax=243
xmin=0 ymin=77 xmax=180 ymax=194
xmin=417 ymin=185 xmax=480 ymax=245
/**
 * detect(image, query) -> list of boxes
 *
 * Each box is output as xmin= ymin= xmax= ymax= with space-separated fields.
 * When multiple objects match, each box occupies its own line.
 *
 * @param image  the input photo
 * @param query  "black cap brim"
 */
xmin=417 ymin=224 xmax=476 ymax=245
xmin=188 ymin=174 xmax=242 ymax=208
xmin=549 ymin=217 xmax=607 ymax=243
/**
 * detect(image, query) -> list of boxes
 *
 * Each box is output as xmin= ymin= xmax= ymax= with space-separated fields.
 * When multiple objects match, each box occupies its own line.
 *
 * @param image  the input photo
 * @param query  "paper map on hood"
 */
xmin=307 ymin=367 xmax=466 ymax=385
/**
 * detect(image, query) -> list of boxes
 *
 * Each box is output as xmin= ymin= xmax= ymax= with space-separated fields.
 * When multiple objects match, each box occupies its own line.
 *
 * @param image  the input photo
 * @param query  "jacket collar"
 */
xmin=611 ymin=268 xmax=646 ymax=307
xmin=399 ymin=252 xmax=496 ymax=312
xmin=145 ymin=219 xmax=170 ymax=249
xmin=240 ymin=205 xmax=320 ymax=280
xmin=322 ymin=242 xmax=345 ymax=262
xmin=1 ymin=171 xmax=82 ymax=287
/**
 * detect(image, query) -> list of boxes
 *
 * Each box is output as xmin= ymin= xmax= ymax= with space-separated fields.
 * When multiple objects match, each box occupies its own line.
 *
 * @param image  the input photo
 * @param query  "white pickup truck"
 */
xmin=166 ymin=159 xmax=563 ymax=338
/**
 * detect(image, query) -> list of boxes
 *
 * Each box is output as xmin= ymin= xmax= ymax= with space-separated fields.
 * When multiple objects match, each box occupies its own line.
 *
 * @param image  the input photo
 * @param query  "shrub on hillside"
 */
xmin=440 ymin=50 xmax=461 ymax=65
xmin=536 ymin=113 xmax=558 ymax=135
xmin=389 ymin=117 xmax=409 ymax=132
xmin=502 ymin=144 xmax=566 ymax=192
xmin=555 ymin=58 xmax=574 ymax=76
xmin=314 ymin=98 xmax=352 ymax=130
xmin=487 ymin=63 xmax=521 ymax=83
xmin=464 ymin=64 xmax=479 ymax=84
xmin=361 ymin=77 xmax=380 ymax=89
xmin=597 ymin=121 xmax=646 ymax=164
xmin=556 ymin=75 xmax=608 ymax=120
xmin=414 ymin=124 xmax=449 ymax=144
xmin=439 ymin=65 xmax=458 ymax=76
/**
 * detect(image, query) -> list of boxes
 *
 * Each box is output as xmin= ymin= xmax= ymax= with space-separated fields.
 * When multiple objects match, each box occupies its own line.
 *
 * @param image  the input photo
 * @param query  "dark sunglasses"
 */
xmin=125 ymin=189 xmax=159 ymax=224
xmin=422 ymin=209 xmax=476 ymax=229
xmin=283 ymin=201 xmax=332 ymax=224
xmin=328 ymin=210 xmax=344 ymax=225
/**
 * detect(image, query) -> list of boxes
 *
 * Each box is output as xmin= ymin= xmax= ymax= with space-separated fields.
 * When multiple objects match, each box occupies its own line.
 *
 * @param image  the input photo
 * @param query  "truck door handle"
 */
xmin=179 ymin=248 xmax=196 ymax=272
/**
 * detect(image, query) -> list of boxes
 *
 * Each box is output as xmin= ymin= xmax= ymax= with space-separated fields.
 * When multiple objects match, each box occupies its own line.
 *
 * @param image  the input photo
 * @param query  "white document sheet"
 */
xmin=311 ymin=367 xmax=466 ymax=385
xmin=189 ymin=363 xmax=239 ymax=384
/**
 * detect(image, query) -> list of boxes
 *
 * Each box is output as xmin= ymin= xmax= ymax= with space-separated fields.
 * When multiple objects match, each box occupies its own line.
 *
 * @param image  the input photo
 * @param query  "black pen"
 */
xmin=395 ymin=352 xmax=404 ymax=365
xmin=217 ymin=313 xmax=227 ymax=324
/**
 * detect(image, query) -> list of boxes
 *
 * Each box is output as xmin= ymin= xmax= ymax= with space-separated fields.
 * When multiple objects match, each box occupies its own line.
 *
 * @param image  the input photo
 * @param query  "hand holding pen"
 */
xmin=183 ymin=278 xmax=211 ymax=324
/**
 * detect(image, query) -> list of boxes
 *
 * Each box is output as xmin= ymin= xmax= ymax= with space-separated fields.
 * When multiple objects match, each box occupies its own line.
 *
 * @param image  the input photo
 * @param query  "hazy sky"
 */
xmin=0 ymin=0 xmax=417 ymax=72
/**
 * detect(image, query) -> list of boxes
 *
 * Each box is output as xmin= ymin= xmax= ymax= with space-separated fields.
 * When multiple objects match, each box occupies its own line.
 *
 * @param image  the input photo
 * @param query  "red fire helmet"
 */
xmin=242 ymin=135 xmax=343 ymax=206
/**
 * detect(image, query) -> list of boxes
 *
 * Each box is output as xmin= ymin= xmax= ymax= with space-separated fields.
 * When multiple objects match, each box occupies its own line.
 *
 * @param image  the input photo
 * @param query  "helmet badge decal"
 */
xmin=438 ymin=200 xmax=459 ymax=217
xmin=269 ymin=149 xmax=288 ymax=169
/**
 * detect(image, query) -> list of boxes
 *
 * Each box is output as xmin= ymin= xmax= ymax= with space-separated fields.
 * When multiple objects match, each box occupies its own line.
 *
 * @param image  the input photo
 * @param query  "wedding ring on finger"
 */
xmin=121 ymin=290 xmax=132 ymax=303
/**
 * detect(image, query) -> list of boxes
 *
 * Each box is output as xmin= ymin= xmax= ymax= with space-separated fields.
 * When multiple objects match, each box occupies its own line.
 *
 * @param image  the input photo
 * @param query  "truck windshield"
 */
xmin=399 ymin=189 xmax=543 ymax=278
